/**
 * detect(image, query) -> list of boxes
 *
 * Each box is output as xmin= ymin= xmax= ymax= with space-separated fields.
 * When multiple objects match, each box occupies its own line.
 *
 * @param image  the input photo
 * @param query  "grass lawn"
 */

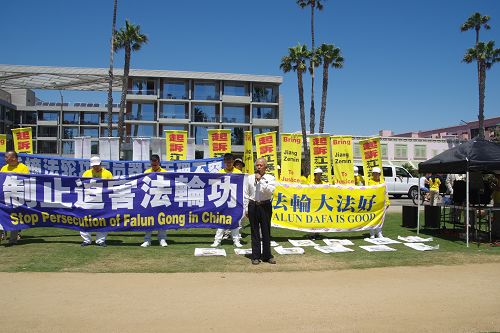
xmin=1 ymin=212 xmax=499 ymax=273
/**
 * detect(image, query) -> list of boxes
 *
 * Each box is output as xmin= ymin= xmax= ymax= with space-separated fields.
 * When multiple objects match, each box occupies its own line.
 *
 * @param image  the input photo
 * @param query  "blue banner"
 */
xmin=0 ymin=172 xmax=244 ymax=232
xmin=0 ymin=152 xmax=223 ymax=177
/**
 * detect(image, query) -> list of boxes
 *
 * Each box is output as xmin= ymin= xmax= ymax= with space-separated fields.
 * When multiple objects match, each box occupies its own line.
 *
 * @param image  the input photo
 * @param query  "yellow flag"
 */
xmin=309 ymin=135 xmax=332 ymax=184
xmin=280 ymin=133 xmax=302 ymax=183
xmin=165 ymin=130 xmax=188 ymax=161
xmin=243 ymin=131 xmax=254 ymax=174
xmin=208 ymin=129 xmax=231 ymax=158
xmin=331 ymin=136 xmax=355 ymax=185
xmin=11 ymin=127 xmax=33 ymax=154
xmin=0 ymin=134 xmax=6 ymax=153
xmin=360 ymin=137 xmax=384 ymax=183
xmin=255 ymin=131 xmax=278 ymax=178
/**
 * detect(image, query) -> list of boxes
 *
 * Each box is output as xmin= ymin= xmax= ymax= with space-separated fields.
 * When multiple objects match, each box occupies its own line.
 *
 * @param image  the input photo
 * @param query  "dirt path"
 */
xmin=1 ymin=263 xmax=499 ymax=332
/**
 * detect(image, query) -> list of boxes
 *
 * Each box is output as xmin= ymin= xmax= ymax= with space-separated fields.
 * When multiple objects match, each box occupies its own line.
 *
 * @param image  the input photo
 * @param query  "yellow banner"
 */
xmin=272 ymin=184 xmax=387 ymax=232
xmin=255 ymin=131 xmax=278 ymax=178
xmin=309 ymin=135 xmax=332 ymax=184
xmin=331 ymin=136 xmax=355 ymax=185
xmin=0 ymin=134 xmax=6 ymax=153
xmin=243 ymin=131 xmax=254 ymax=174
xmin=280 ymin=133 xmax=302 ymax=183
xmin=208 ymin=129 xmax=231 ymax=158
xmin=165 ymin=130 xmax=188 ymax=161
xmin=360 ymin=137 xmax=384 ymax=183
xmin=11 ymin=127 xmax=33 ymax=154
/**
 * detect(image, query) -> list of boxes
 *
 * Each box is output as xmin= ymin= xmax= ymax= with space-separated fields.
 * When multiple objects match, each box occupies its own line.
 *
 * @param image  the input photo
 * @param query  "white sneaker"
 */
xmin=140 ymin=241 xmax=151 ymax=247
xmin=160 ymin=239 xmax=168 ymax=247
xmin=369 ymin=235 xmax=375 ymax=239
xmin=211 ymin=241 xmax=220 ymax=248
xmin=233 ymin=240 xmax=243 ymax=248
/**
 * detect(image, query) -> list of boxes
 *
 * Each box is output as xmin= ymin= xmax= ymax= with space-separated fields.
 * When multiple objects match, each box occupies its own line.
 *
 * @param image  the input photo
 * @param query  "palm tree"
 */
xmin=106 ymin=0 xmax=118 ymax=137
xmin=297 ymin=0 xmax=324 ymax=135
xmin=114 ymin=20 xmax=148 ymax=155
xmin=461 ymin=12 xmax=491 ymax=45
xmin=463 ymin=41 xmax=500 ymax=139
xmin=280 ymin=44 xmax=311 ymax=171
xmin=315 ymin=43 xmax=343 ymax=133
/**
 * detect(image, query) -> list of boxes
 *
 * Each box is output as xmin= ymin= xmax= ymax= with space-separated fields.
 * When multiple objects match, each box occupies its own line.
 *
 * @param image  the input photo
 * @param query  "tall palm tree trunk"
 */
xmin=319 ymin=61 xmax=329 ymax=133
xmin=478 ymin=61 xmax=485 ymax=139
xmin=107 ymin=0 xmax=118 ymax=137
xmin=309 ymin=4 xmax=316 ymax=134
xmin=298 ymin=71 xmax=309 ymax=173
xmin=118 ymin=45 xmax=131 ymax=156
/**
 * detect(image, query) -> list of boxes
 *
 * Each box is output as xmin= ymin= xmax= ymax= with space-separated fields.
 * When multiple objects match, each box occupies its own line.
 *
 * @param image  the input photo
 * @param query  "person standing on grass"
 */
xmin=367 ymin=167 xmax=389 ymax=239
xmin=80 ymin=156 xmax=112 ymax=247
xmin=211 ymin=153 xmax=243 ymax=248
xmin=141 ymin=154 xmax=168 ymax=248
xmin=0 ymin=151 xmax=30 ymax=246
xmin=244 ymin=158 xmax=276 ymax=265
xmin=428 ymin=174 xmax=441 ymax=206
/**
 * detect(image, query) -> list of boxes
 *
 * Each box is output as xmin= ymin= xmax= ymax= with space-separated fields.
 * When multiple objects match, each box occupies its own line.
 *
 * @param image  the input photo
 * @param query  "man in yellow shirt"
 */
xmin=211 ymin=153 xmax=243 ymax=248
xmin=367 ymin=167 xmax=389 ymax=238
xmin=141 ymin=154 xmax=168 ymax=247
xmin=313 ymin=168 xmax=324 ymax=184
xmin=80 ymin=156 xmax=113 ymax=247
xmin=0 ymin=151 xmax=30 ymax=245
xmin=428 ymin=174 xmax=441 ymax=206
xmin=354 ymin=166 xmax=365 ymax=186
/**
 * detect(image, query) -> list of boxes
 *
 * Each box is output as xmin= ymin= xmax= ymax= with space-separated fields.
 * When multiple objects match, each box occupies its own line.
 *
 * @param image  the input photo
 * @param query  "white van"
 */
xmin=356 ymin=165 xmax=419 ymax=198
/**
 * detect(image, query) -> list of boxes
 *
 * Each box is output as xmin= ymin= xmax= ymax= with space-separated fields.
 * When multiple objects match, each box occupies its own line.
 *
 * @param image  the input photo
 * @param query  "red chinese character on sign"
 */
xmin=0 ymin=139 xmax=5 ymax=145
xmin=214 ymin=143 xmax=228 ymax=152
xmin=363 ymin=141 xmax=377 ymax=150
xmin=170 ymin=143 xmax=183 ymax=152
xmin=258 ymin=136 xmax=273 ymax=145
xmin=18 ymin=141 xmax=31 ymax=150
xmin=16 ymin=131 xmax=30 ymax=140
xmin=212 ymin=132 xmax=228 ymax=142
xmin=364 ymin=150 xmax=378 ymax=159
xmin=314 ymin=146 xmax=327 ymax=155
xmin=169 ymin=134 xmax=184 ymax=142
xmin=259 ymin=145 xmax=273 ymax=154
xmin=313 ymin=137 xmax=327 ymax=145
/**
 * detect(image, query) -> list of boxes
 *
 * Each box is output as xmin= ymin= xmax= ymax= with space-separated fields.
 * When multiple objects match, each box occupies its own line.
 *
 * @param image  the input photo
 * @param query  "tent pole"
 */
xmin=417 ymin=182 xmax=420 ymax=234
xmin=466 ymin=171 xmax=469 ymax=247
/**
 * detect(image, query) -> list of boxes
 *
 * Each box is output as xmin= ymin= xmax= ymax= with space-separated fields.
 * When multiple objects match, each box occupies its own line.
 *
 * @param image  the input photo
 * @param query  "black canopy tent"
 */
xmin=417 ymin=138 xmax=500 ymax=246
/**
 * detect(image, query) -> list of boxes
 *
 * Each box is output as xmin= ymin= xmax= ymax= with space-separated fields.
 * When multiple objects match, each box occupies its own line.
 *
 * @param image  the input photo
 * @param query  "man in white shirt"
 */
xmin=244 ymin=158 xmax=276 ymax=265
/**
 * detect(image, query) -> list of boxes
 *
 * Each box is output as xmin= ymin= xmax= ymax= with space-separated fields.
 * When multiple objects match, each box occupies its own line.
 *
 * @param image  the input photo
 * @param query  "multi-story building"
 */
xmin=0 ymin=65 xmax=283 ymax=159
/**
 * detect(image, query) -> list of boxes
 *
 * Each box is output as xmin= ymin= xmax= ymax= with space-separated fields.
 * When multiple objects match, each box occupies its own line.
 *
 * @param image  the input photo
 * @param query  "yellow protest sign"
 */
xmin=309 ymin=135 xmax=332 ymax=184
xmin=331 ymin=136 xmax=355 ymax=185
xmin=165 ymin=130 xmax=188 ymax=161
xmin=272 ymin=184 xmax=387 ymax=232
xmin=0 ymin=134 xmax=6 ymax=152
xmin=208 ymin=129 xmax=231 ymax=158
xmin=280 ymin=133 xmax=302 ymax=183
xmin=11 ymin=127 xmax=33 ymax=154
xmin=255 ymin=131 xmax=278 ymax=178
xmin=243 ymin=131 xmax=254 ymax=174
xmin=360 ymin=137 xmax=384 ymax=183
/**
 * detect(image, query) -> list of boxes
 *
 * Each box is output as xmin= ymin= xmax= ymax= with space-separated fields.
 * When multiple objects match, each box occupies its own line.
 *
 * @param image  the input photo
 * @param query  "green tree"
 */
xmin=463 ymin=41 xmax=500 ymax=139
xmin=297 ymin=0 xmax=324 ymax=134
xmin=315 ymin=43 xmax=343 ymax=133
xmin=106 ymin=0 xmax=118 ymax=137
xmin=114 ymin=20 xmax=148 ymax=156
xmin=461 ymin=12 xmax=491 ymax=45
xmin=280 ymin=44 xmax=311 ymax=172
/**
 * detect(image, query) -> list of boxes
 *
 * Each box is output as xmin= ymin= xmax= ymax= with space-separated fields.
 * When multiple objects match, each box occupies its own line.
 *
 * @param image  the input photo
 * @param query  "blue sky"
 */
xmin=2 ymin=0 xmax=499 ymax=136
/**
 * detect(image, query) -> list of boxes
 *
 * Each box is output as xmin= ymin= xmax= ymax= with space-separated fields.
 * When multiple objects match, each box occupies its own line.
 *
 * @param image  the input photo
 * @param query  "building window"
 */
xmin=162 ymin=81 xmax=188 ymax=99
xmin=100 ymin=128 xmax=118 ymax=137
xmin=193 ymin=82 xmax=219 ymax=100
xmin=159 ymin=125 xmax=188 ymax=135
xmin=81 ymin=127 xmax=99 ymax=138
xmin=381 ymin=144 xmax=388 ymax=159
xmin=252 ymin=106 xmax=277 ymax=119
xmin=414 ymin=145 xmax=427 ymax=159
xmin=353 ymin=143 xmax=361 ymax=159
xmin=192 ymin=104 xmax=219 ymax=123
xmin=223 ymin=82 xmax=248 ymax=96
xmin=394 ymin=144 xmax=408 ymax=159
xmin=128 ymin=103 xmax=156 ymax=121
xmin=63 ymin=112 xmax=80 ymax=124
xmin=222 ymin=105 xmax=249 ymax=123
xmin=223 ymin=126 xmax=247 ymax=145
xmin=252 ymin=85 xmax=277 ymax=103
xmin=62 ymin=141 xmax=74 ymax=155
xmin=38 ymin=126 xmax=58 ymax=137
xmin=62 ymin=127 xmax=79 ymax=139
xmin=127 ymin=124 xmax=156 ymax=137
xmin=23 ymin=111 xmax=37 ymax=124
xmin=130 ymin=79 xmax=156 ymax=95
xmin=252 ymin=127 xmax=275 ymax=137
xmin=82 ymin=113 xmax=99 ymax=125
xmin=38 ymin=111 xmax=59 ymax=122
xmin=101 ymin=113 xmax=119 ymax=123
xmin=192 ymin=125 xmax=217 ymax=144
xmin=160 ymin=103 xmax=188 ymax=119
xmin=91 ymin=141 xmax=98 ymax=155
xmin=37 ymin=141 xmax=57 ymax=154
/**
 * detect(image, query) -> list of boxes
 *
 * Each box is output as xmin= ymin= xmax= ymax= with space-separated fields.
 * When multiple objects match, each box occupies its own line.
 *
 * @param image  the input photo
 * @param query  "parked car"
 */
xmin=356 ymin=165 xmax=419 ymax=199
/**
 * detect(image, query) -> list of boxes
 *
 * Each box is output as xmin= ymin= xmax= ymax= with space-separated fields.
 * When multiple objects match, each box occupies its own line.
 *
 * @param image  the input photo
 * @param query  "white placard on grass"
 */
xmin=323 ymin=239 xmax=355 ymax=246
xmin=404 ymin=243 xmax=439 ymax=251
xmin=359 ymin=245 xmax=397 ymax=252
xmin=314 ymin=245 xmax=354 ymax=254
xmin=398 ymin=236 xmax=433 ymax=243
xmin=274 ymin=246 xmax=305 ymax=255
xmin=288 ymin=239 xmax=318 ymax=247
xmin=234 ymin=248 xmax=252 ymax=255
xmin=364 ymin=237 xmax=401 ymax=245
xmin=194 ymin=248 xmax=227 ymax=257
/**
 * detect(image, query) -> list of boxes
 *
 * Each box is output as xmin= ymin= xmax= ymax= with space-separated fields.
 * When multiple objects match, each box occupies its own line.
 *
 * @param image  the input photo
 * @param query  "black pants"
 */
xmin=248 ymin=201 xmax=273 ymax=261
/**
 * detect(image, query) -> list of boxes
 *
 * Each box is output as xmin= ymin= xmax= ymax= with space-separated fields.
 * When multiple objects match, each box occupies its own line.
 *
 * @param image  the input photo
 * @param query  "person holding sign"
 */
xmin=244 ymin=158 xmax=276 ymax=265
xmin=313 ymin=168 xmax=324 ymax=184
xmin=0 ymin=151 xmax=30 ymax=245
xmin=367 ymin=167 xmax=388 ymax=239
xmin=80 ymin=156 xmax=112 ymax=247
xmin=211 ymin=153 xmax=243 ymax=248
xmin=354 ymin=166 xmax=365 ymax=186
xmin=141 ymin=154 xmax=168 ymax=247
